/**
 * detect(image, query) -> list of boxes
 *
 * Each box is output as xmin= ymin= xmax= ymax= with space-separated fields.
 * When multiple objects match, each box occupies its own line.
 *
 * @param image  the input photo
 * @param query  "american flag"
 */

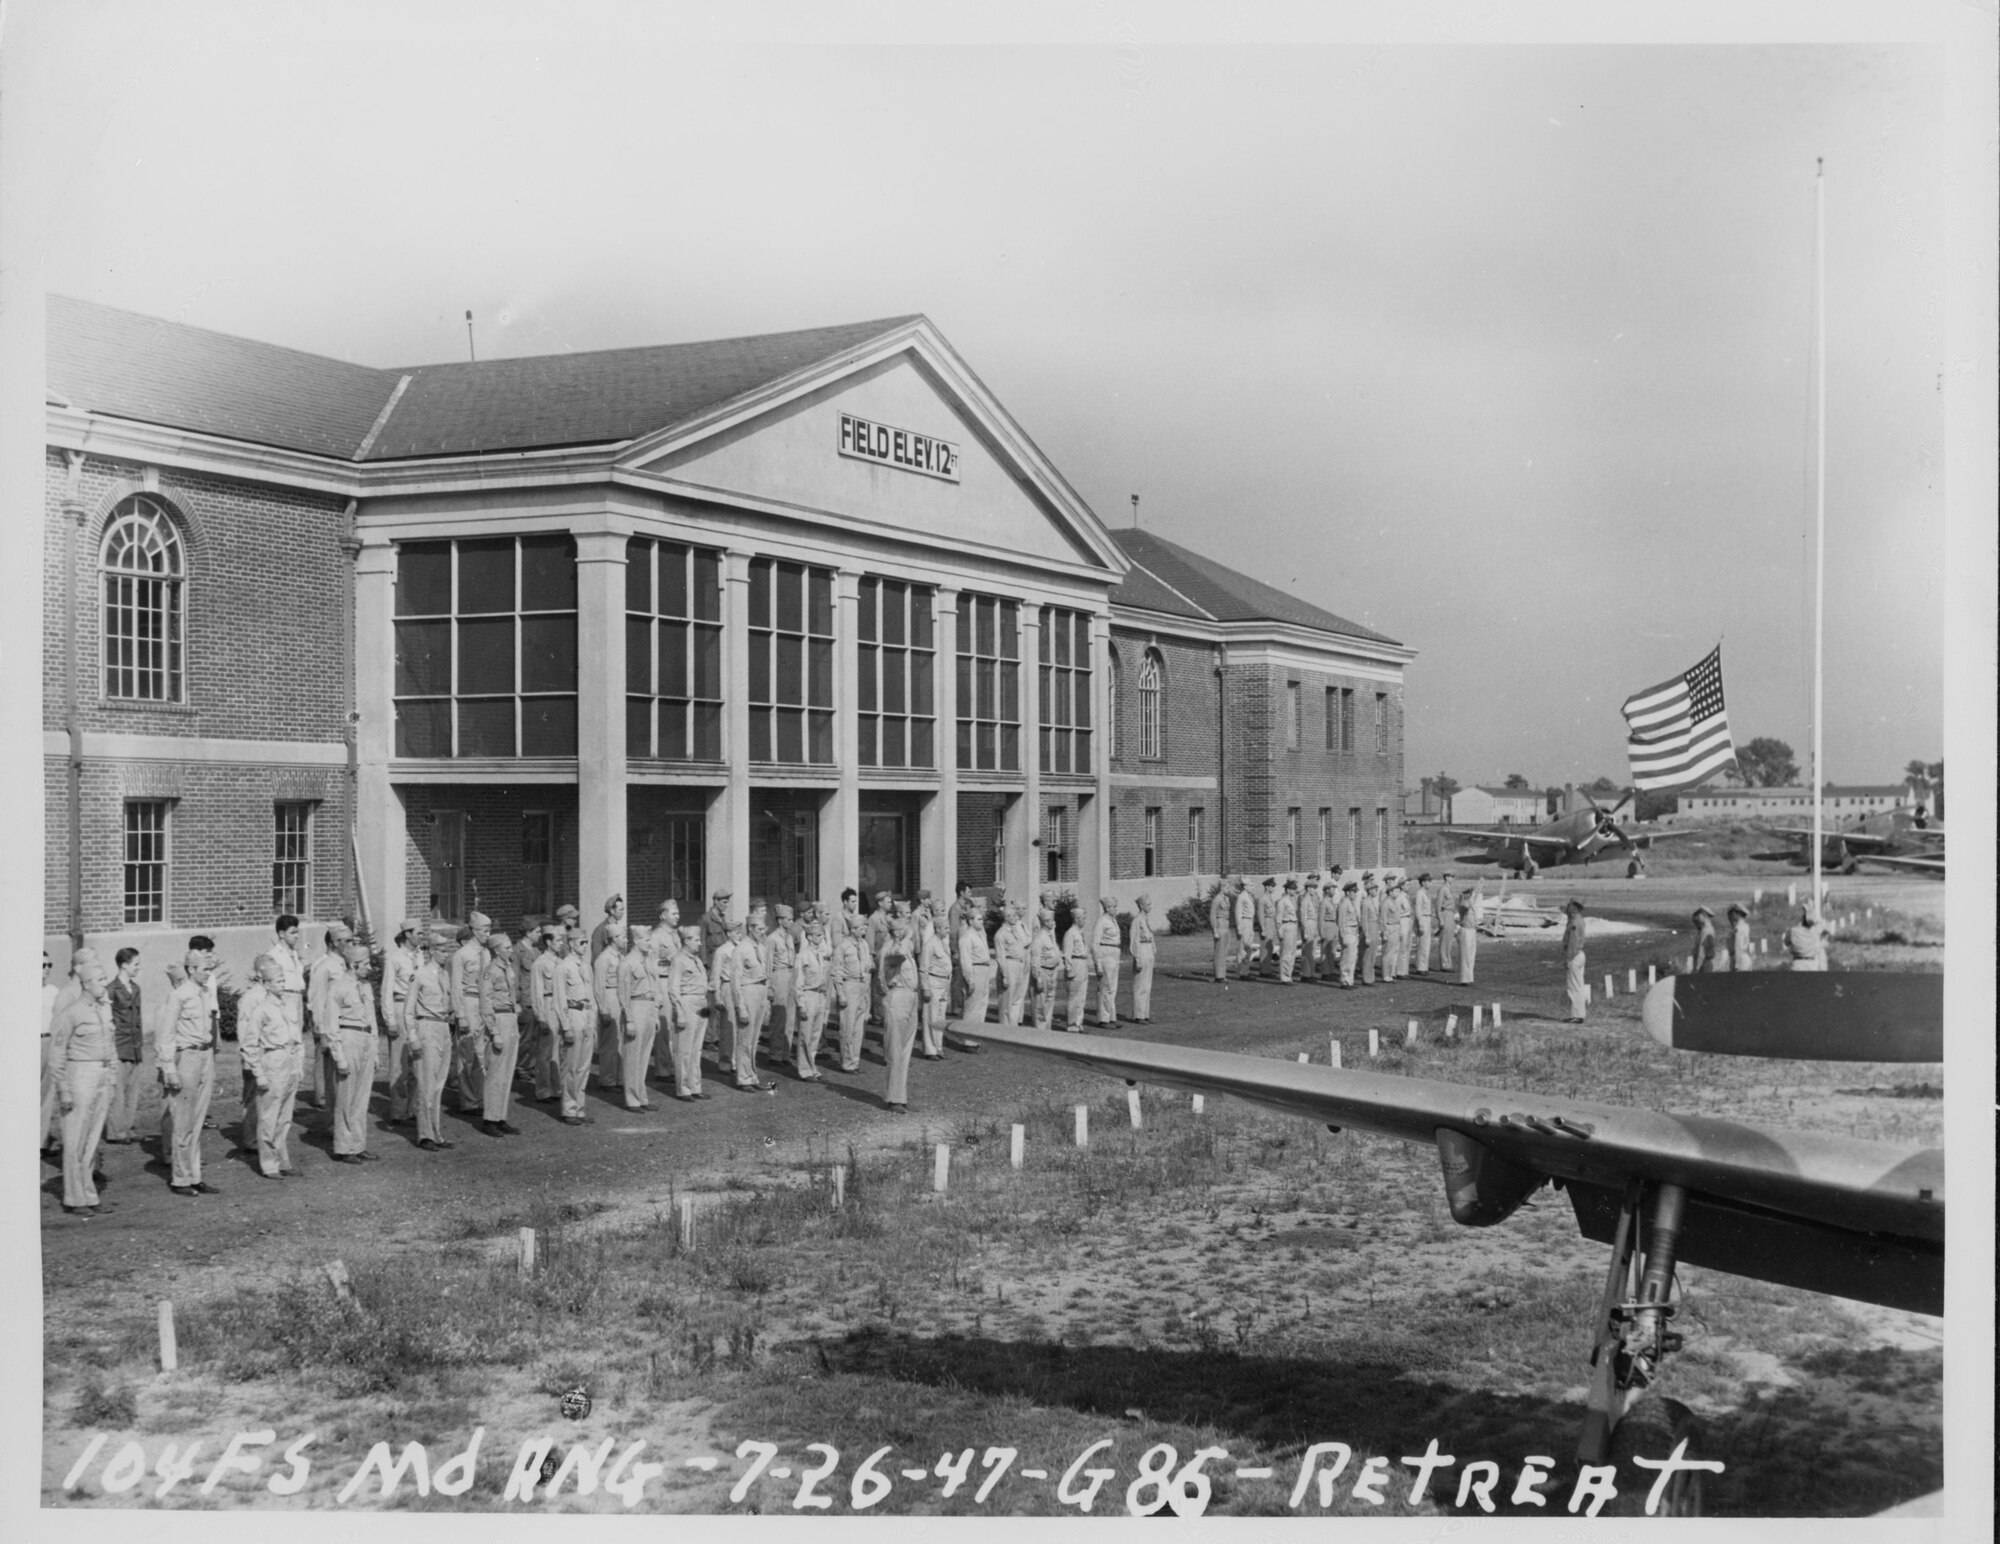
xmin=1622 ymin=646 xmax=1736 ymax=791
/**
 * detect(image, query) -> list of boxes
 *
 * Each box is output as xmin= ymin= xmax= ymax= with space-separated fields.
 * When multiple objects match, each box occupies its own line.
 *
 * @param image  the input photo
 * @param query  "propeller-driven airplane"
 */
xmin=1758 ymin=807 xmax=1946 ymax=876
xmin=976 ymin=973 xmax=1943 ymax=1512
xmin=1442 ymin=789 xmax=1699 ymax=878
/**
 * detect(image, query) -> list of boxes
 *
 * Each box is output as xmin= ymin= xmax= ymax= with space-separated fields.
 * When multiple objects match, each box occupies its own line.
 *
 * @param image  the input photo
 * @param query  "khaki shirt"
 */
xmin=51 ymin=997 xmax=117 ymax=1100
xmin=157 ymin=978 xmax=215 ymax=1057
xmin=479 ymin=958 xmax=520 ymax=1029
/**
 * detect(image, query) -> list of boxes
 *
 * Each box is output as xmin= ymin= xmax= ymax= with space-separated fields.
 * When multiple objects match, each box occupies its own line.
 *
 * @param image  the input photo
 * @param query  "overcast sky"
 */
xmin=4 ymin=5 xmax=1977 ymax=788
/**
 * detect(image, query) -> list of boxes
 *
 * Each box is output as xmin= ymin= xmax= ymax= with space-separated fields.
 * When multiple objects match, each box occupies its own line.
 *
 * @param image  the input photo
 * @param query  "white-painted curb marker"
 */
xmin=1127 ymin=1088 xmax=1143 ymax=1128
xmin=1368 ymin=1028 xmax=1379 ymax=1057
xmin=1074 ymin=1104 xmax=1089 ymax=1147
xmin=158 ymin=1300 xmax=177 ymax=1373
xmin=518 ymin=1226 xmax=536 ymax=1275
xmin=934 ymin=1144 xmax=950 ymax=1193
xmin=1010 ymin=1124 xmax=1025 ymax=1169
xmin=1191 ymin=1094 xmax=1205 ymax=1115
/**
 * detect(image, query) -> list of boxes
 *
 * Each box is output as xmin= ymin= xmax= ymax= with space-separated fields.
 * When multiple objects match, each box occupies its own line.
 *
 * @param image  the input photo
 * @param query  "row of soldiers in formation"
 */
xmin=39 ymin=883 xmax=1161 ymax=1218
xmin=1205 ymin=868 xmax=1488 ymax=987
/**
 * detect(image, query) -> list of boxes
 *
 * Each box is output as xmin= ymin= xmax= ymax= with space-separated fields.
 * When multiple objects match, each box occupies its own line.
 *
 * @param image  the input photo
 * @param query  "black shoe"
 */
xmin=330 ymin=1153 xmax=361 ymax=1165
xmin=562 ymin=1115 xmax=587 ymax=1126
xmin=278 ymin=1168 xmax=301 ymax=1177
xmin=357 ymin=1151 xmax=381 ymax=1161
xmin=495 ymin=1122 xmax=521 ymax=1135
xmin=170 ymin=1184 xmax=197 ymax=1196
xmin=480 ymin=1121 xmax=505 ymax=1137
xmin=256 ymin=1170 xmax=284 ymax=1182
xmin=192 ymin=1181 xmax=222 ymax=1194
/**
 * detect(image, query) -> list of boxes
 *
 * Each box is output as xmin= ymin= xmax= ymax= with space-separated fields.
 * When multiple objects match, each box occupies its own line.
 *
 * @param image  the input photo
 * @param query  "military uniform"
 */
xmin=156 ymin=970 xmax=217 ymax=1189
xmin=592 ymin=937 xmax=625 ymax=1088
xmin=1336 ymin=885 xmax=1361 ymax=986
xmin=1277 ymin=886 xmax=1301 ymax=982
xmin=325 ymin=963 xmax=380 ymax=1158
xmin=555 ymin=940 xmax=598 ymax=1119
xmin=1299 ymin=882 xmax=1322 ymax=981
xmin=105 ymin=969 xmax=147 ymax=1143
xmin=1129 ymin=905 xmax=1157 ymax=1020
xmin=1254 ymin=882 xmax=1278 ymax=977
xmin=1030 ymin=918 xmax=1063 ymax=1030
xmin=996 ymin=911 xmax=1030 ymax=1025
xmin=405 ymin=949 xmax=456 ymax=1146
xmin=1562 ymin=907 xmax=1588 ymax=1020
xmin=1358 ymin=885 xmax=1383 ymax=985
xmin=792 ymin=936 xmax=831 ymax=1079
xmin=1413 ymin=879 xmax=1436 ymax=974
xmin=450 ymin=923 xmax=492 ymax=1109
xmin=528 ymin=940 xmax=564 ymax=1101
xmin=613 ymin=937 xmax=658 ymax=1110
xmin=1232 ymin=885 xmax=1258 ymax=980
xmin=918 ymin=922 xmax=953 ymax=1057
xmin=478 ymin=950 xmax=524 ymax=1124
xmin=239 ymin=980 xmax=300 ymax=1176
xmin=665 ymin=935 xmax=710 ymax=1096
xmin=1727 ymin=908 xmax=1753 ymax=971
xmin=764 ymin=923 xmax=797 ymax=1064
xmin=879 ymin=936 xmax=921 ymax=1108
xmin=51 ymin=986 xmax=117 ymax=1209
xmin=1692 ymin=909 xmax=1719 ymax=972
xmin=380 ymin=934 xmax=419 ymax=1123
xmin=305 ymin=938 xmax=348 ymax=1110
xmin=1061 ymin=918 xmax=1092 ymax=1029
xmin=958 ymin=912 xmax=995 ymax=1033
xmin=1091 ymin=907 xmax=1123 ymax=1023
xmin=1209 ymin=885 xmax=1234 ymax=982
xmin=1455 ymin=891 xmax=1481 ymax=985
xmin=1784 ymin=917 xmax=1828 ymax=971
xmin=1437 ymin=879 xmax=1461 ymax=972
xmin=832 ymin=930 xmax=871 ymax=1072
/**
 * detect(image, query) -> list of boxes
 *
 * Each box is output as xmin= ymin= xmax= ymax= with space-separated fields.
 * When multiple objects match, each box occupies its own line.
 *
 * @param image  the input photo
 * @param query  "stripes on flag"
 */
xmin=1622 ymin=645 xmax=1736 ymax=791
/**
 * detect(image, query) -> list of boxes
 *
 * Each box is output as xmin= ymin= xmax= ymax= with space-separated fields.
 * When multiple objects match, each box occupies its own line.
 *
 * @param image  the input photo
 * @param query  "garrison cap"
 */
xmin=1417 ymin=872 xmax=1432 ymax=883
xmin=1283 ymin=877 xmax=1298 ymax=890
xmin=1343 ymin=877 xmax=1359 ymax=891
xmin=399 ymin=917 xmax=425 ymax=938
xmin=1262 ymin=876 xmax=1277 ymax=888
xmin=555 ymin=904 xmax=581 ymax=922
xmin=468 ymin=910 xmax=491 ymax=928
xmin=1693 ymin=905 xmax=1714 ymax=919
xmin=1728 ymin=902 xmax=1748 ymax=918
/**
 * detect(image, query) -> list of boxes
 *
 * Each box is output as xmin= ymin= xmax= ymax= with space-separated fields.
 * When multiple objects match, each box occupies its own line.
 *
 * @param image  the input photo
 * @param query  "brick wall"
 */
xmin=399 ymin=784 xmax=580 ymax=927
xmin=45 ymin=450 xmax=354 ymax=741
xmin=1106 ymin=788 xmax=1213 ymax=881
xmin=956 ymin=791 xmax=1007 ymax=887
xmin=1107 ymin=629 xmax=1219 ymax=779
xmin=629 ymin=786 xmax=714 ymax=920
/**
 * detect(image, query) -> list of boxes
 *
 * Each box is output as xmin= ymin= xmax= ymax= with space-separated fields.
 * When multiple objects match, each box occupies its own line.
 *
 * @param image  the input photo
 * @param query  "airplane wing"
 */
xmin=1439 ymin=826 xmax=1575 ymax=848
xmin=1863 ymin=852 xmax=1946 ymax=874
xmin=973 ymin=1022 xmax=1942 ymax=1316
xmin=1761 ymin=825 xmax=1896 ymax=852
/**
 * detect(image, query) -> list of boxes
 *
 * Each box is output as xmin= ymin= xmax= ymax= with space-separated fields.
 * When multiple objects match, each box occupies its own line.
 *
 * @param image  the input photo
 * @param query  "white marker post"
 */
xmin=1010 ymin=1123 xmax=1025 ymax=1169
xmin=681 ymin=1194 xmax=698 ymax=1246
xmin=1328 ymin=1039 xmax=1342 ymax=1069
xmin=831 ymin=1166 xmax=846 ymax=1209
xmin=324 ymin=1260 xmax=353 ymax=1301
xmin=934 ymin=1144 xmax=950 ymax=1194
xmin=1760 ymin=938 xmax=1769 ymax=955
xmin=1754 ymin=888 xmax=1763 ymax=905
xmin=1074 ymin=1104 xmax=1089 ymax=1147
xmin=1492 ymin=1002 xmax=1503 ymax=1028
xmin=1191 ymin=1094 xmax=1205 ymax=1115
xmin=517 ymin=1226 xmax=536 ymax=1275
xmin=1368 ymin=1028 xmax=1379 ymax=1057
xmin=1127 ymin=1088 xmax=1143 ymax=1129
xmin=1627 ymin=968 xmax=1638 ymax=995
xmin=1439 ymin=1016 xmax=1453 ymax=1042
xmin=1604 ymin=973 xmax=1614 ymax=999
xmin=1471 ymin=1005 xmax=1483 ymax=1032
xmin=1787 ymin=883 xmax=1797 ymax=906
xmin=158 ymin=1300 xmax=177 ymax=1373
xmin=1648 ymin=963 xmax=1657 ymax=984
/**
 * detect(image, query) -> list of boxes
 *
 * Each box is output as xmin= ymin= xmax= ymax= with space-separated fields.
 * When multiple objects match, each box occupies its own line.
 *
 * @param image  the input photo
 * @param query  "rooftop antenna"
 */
xmin=1130 ymin=493 xmax=1139 ymax=528
xmin=465 ymin=309 xmax=477 ymax=362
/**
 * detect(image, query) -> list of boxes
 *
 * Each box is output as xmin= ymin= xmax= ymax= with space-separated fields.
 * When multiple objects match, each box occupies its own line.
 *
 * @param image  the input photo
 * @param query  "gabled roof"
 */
xmin=48 ymin=296 xmax=922 ymax=462
xmin=1108 ymin=528 xmax=1400 ymax=646
xmin=1471 ymin=785 xmax=1543 ymax=799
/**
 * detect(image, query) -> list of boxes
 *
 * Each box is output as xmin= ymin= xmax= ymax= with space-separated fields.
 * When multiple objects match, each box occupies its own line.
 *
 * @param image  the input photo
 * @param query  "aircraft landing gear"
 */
xmin=1577 ymin=1179 xmax=1702 ymax=1507
xmin=1522 ymin=856 xmax=1538 ymax=880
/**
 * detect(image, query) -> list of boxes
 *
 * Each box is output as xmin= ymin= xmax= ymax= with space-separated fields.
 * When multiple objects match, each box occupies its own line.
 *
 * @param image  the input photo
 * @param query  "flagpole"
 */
xmin=1810 ymin=159 xmax=1826 ymax=919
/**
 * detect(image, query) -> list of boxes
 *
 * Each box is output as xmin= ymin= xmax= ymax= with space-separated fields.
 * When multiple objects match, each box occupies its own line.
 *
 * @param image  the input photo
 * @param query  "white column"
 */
xmin=924 ymin=586 xmax=961 ymax=897
xmin=821 ymin=569 xmax=862 ymax=906
xmin=1009 ymin=605 xmax=1042 ymax=904
xmin=1078 ymin=610 xmax=1112 ymax=914
xmin=352 ymin=537 xmax=407 ymax=929
xmin=575 ymin=530 xmax=629 ymax=918
xmin=711 ymin=549 xmax=752 ymax=911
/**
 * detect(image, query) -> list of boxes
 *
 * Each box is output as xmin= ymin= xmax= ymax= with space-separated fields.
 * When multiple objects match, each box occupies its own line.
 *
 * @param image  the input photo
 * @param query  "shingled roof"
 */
xmin=48 ymin=296 xmax=922 ymax=461
xmin=1109 ymin=528 xmax=1399 ymax=646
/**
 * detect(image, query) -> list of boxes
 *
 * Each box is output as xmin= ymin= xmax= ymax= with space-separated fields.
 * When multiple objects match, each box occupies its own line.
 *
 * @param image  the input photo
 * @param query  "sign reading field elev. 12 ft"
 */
xmin=838 ymin=412 xmax=961 ymax=482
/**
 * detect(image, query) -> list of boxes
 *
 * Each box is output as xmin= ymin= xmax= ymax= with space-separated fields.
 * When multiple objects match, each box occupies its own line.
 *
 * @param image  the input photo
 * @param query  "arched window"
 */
xmin=1138 ymin=649 xmax=1164 ymax=759
xmin=1106 ymin=646 xmax=1121 ymax=760
xmin=101 ymin=496 xmax=186 ymax=702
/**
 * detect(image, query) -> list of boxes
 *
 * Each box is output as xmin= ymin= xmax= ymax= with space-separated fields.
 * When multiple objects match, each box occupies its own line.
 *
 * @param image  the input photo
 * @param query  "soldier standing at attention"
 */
xmin=1456 ymin=886 xmax=1482 ymax=985
xmin=591 ymin=924 xmax=626 ymax=1089
xmin=449 ymin=913 xmax=493 ymax=1112
xmin=305 ymin=923 xmax=351 ymax=1112
xmin=612 ymin=923 xmax=658 ymax=1112
xmin=529 ymin=926 xmax=565 ymax=1103
xmin=379 ymin=920 xmax=420 ymax=1128
xmin=233 ymin=958 xmax=275 ymax=1157
xmin=1029 ymin=907 xmax=1063 ymax=1030
xmin=1253 ymin=877 xmax=1278 ymax=978
xmin=666 ymin=925 xmax=712 ymax=1098
xmin=1691 ymin=906 xmax=1720 ymax=972
xmin=879 ymin=917 xmax=922 ymax=1112
xmin=946 ymin=881 xmax=972 ymax=1016
xmin=51 ymin=958 xmax=118 ymax=1216
xmin=1128 ymin=895 xmax=1158 ymax=1022
xmin=744 ymin=913 xmax=786 ymax=1070
xmin=325 ymin=941 xmax=381 ymax=1164
xmin=1727 ymin=902 xmax=1753 ymax=971
xmin=1412 ymin=874 xmax=1436 ymax=974
xmin=701 ymin=888 xmax=732 ymax=967
xmin=1060 ymin=907 xmax=1093 ymax=1030
xmin=556 ymin=925 xmax=601 ymax=1122
xmin=40 ymin=950 xmax=64 ymax=1158
xmin=866 ymin=891 xmax=894 ymax=1025
xmin=1395 ymin=877 xmax=1416 ymax=978
xmin=510 ymin=919 xmax=543 ymax=1099
xmin=996 ymin=901 xmax=1030 ymax=1025
xmin=831 ymin=919 xmax=871 ymax=1073
xmin=917 ymin=908 xmax=953 ymax=1058
xmin=714 ymin=919 xmax=776 ymax=1092
xmin=952 ymin=898 xmax=991 ymax=1036
xmin=240 ymin=955 xmax=302 ymax=1180
xmin=590 ymin=894 xmax=625 ymax=962
xmin=1299 ymin=874 xmax=1322 ymax=982
xmin=158 ymin=952 xmax=220 ymax=1195
xmin=792 ymin=920 xmax=831 ymax=1081
xmin=1231 ymin=877 xmax=1258 ymax=981
xmin=1437 ymin=872 xmax=1460 ymax=973
xmin=474 ymin=932 xmax=524 ymax=1134
xmin=1562 ymin=899 xmax=1589 ymax=1022
xmin=1358 ymin=877 xmax=1383 ymax=985
xmin=765 ymin=905 xmax=798 ymax=1065
xmin=1087 ymin=896 xmax=1122 ymax=1024
xmin=404 ymin=933 xmax=457 ymax=1150
xmin=1209 ymin=880 xmax=1234 ymax=984
xmin=1277 ymin=878 xmax=1301 ymax=983
xmin=104 ymin=947 xmax=147 ymax=1145
xmin=1335 ymin=878 xmax=1361 ymax=987
xmin=1784 ymin=906 xmax=1829 ymax=971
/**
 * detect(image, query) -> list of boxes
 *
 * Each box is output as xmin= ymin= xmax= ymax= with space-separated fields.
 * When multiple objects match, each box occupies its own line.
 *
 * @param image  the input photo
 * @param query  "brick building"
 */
xmin=43 ymin=297 xmax=1411 ymax=987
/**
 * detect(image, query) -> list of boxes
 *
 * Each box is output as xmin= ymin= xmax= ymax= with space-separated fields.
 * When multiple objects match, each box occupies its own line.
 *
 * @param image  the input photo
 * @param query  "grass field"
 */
xmin=44 ymin=927 xmax=1944 ymax=1516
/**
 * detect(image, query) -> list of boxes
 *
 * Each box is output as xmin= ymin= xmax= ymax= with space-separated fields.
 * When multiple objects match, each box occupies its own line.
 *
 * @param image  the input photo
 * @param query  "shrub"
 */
xmin=1166 ymin=881 xmax=1222 ymax=935
xmin=72 ymin=1374 xmax=137 ymax=1428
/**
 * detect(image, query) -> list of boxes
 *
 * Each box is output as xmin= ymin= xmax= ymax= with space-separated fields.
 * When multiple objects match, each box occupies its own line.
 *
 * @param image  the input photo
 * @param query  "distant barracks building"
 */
xmin=43 ymin=298 xmax=1411 ymax=978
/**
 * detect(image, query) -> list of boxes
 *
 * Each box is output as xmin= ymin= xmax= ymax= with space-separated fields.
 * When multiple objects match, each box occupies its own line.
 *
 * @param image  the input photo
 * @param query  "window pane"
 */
xmin=520 ymin=615 xmax=576 ymax=694
xmin=857 ymin=644 xmax=878 ymax=711
xmin=396 ymin=542 xmax=452 ymax=616
xmin=522 ymin=695 xmax=577 ymax=757
xmin=456 ymin=617 xmax=516 ymax=696
xmin=1075 ymin=728 xmax=1091 ymax=769
xmin=459 ymin=698 xmax=516 ymax=757
xmin=693 ymin=625 xmax=721 ymax=699
xmin=692 ymin=549 xmax=721 ymax=621
xmin=910 ymin=654 xmax=932 ymax=716
xmin=627 ymin=696 xmax=652 ymax=758
xmin=749 ymin=632 xmax=770 ymax=703
xmin=857 ymin=715 xmax=877 ymax=767
xmin=955 ymin=654 xmax=971 ymax=713
xmin=1075 ymin=673 xmax=1091 ymax=729
xmin=1053 ymin=617 xmax=1070 ymax=666
xmin=999 ymin=600 xmax=1018 ymax=658
xmin=976 ymin=658 xmax=995 ymax=719
xmin=807 ymin=639 xmax=833 ymax=708
xmin=909 ymin=717 xmax=933 ymax=768
xmin=520 ymin=534 xmax=577 ymax=611
xmin=1001 ymin=661 xmax=1019 ymax=722
xmin=882 ymin=648 xmax=906 ymax=713
xmin=858 ymin=577 xmax=877 ymax=643
xmin=457 ymin=538 xmax=515 ymax=614
xmin=809 ymin=570 xmax=833 ymax=636
xmin=748 ymin=559 xmax=772 ymax=629
xmin=977 ymin=721 xmax=996 ymax=769
xmin=396 ymin=699 xmax=451 ymax=758
xmin=881 ymin=716 xmax=905 ymax=768
xmin=661 ymin=703 xmax=688 ymax=760
xmin=808 ymin=710 xmax=833 ymax=764
xmin=975 ymin=598 xmax=994 ymax=656
xmin=910 ymin=588 xmax=933 ymax=651
xmin=776 ymin=707 xmax=803 ymax=764
xmin=775 ymin=633 xmax=804 ymax=705
xmin=395 ymin=619 xmax=452 ymax=697
xmin=1039 ymin=726 xmax=1052 ymax=773
xmin=882 ymin=581 xmax=906 ymax=645
xmin=749 ymin=706 xmax=772 ymax=762
xmin=661 ymin=543 xmax=688 ymax=618
xmin=776 ymin=563 xmax=803 ymax=634
xmin=999 ymin=723 xmax=1017 ymax=771
xmin=626 ymin=538 xmax=652 ymax=611
xmin=660 ymin=621 xmax=688 ymax=697
xmin=1038 ymin=616 xmax=1050 ymax=664
xmin=956 ymin=721 xmax=972 ymax=767
xmin=626 ymin=616 xmax=652 ymax=693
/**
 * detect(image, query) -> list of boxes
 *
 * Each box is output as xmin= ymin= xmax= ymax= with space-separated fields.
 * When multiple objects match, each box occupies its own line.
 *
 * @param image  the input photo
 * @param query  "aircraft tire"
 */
xmin=1604 ymin=1394 xmax=1706 ymax=1516
xmin=1626 ymin=860 xmax=1641 ymax=879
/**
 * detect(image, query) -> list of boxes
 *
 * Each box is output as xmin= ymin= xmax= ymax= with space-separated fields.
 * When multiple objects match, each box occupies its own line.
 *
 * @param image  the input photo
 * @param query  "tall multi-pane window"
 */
xmin=858 ymin=576 xmax=934 ymax=768
xmin=1188 ymin=806 xmax=1206 ymax=874
xmin=395 ymin=536 xmax=578 ymax=758
xmin=1044 ymin=805 xmax=1069 ymax=883
xmin=627 ymin=538 xmax=724 ymax=761
xmin=1375 ymin=692 xmax=1390 ymax=754
xmin=1143 ymin=807 xmax=1161 ymax=877
xmin=272 ymin=803 xmax=311 ymax=915
xmin=1339 ymin=688 xmax=1356 ymax=752
xmin=1038 ymin=607 xmax=1092 ymax=775
xmin=1286 ymin=682 xmax=1302 ymax=750
xmin=748 ymin=557 xmax=835 ymax=764
xmin=956 ymin=594 xmax=1021 ymax=772
xmin=124 ymin=800 xmax=169 ymax=924
xmin=1324 ymin=687 xmax=1337 ymax=750
xmin=1286 ymin=807 xmax=1301 ymax=868
xmin=1106 ymin=650 xmax=1120 ymax=760
xmin=1376 ymin=808 xmax=1389 ymax=864
xmin=1138 ymin=650 xmax=1164 ymax=759
xmin=1348 ymin=807 xmax=1362 ymax=866
xmin=1318 ymin=808 xmax=1332 ymax=870
xmin=101 ymin=497 xmax=186 ymax=703
xmin=522 ymin=812 xmax=556 ymax=915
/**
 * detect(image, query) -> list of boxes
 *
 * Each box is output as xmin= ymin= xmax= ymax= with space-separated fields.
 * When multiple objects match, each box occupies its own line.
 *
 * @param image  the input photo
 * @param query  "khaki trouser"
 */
xmin=766 ymin=969 xmax=794 ymax=1062
xmin=1211 ymin=933 xmax=1230 ymax=982
xmin=1358 ymin=936 xmax=1378 ymax=985
xmin=453 ymin=1022 xmax=486 ymax=1109
xmin=883 ymin=986 xmax=920 ymax=1105
xmin=835 ymin=981 xmax=868 ymax=1070
xmin=40 ymin=1035 xmax=61 ymax=1149
xmin=1416 ymin=920 xmax=1435 ymax=973
xmin=409 ymin=1019 xmax=453 ymax=1143
xmin=1380 ymin=925 xmax=1399 ymax=982
xmin=484 ymin=1011 xmax=521 ymax=1120
xmin=732 ymin=984 xmax=769 ymax=1086
xmin=1439 ymin=917 xmax=1459 ymax=971
xmin=1064 ymin=967 xmax=1090 ymax=1030
xmin=1131 ymin=944 xmax=1156 ymax=1019
xmin=669 ymin=995 xmax=707 ymax=1095
xmin=1339 ymin=931 xmax=1359 ymax=987
xmin=1566 ymin=954 xmax=1588 ymax=1018
xmin=1279 ymin=923 xmax=1301 ymax=982
xmin=618 ymin=1002 xmax=655 ymax=1109
xmin=560 ymin=1007 xmax=597 ymax=1118
xmin=1456 ymin=926 xmax=1478 ymax=985
xmin=60 ymin=1059 xmax=115 ymax=1207
xmin=330 ymin=1026 xmax=378 ymax=1155
xmin=254 ymin=1043 xmax=302 ymax=1175
xmin=163 ymin=1046 xmax=215 ymax=1187
xmin=532 ymin=1012 xmax=562 ymax=1099
xmin=961 ymin=961 xmax=994 ymax=1033
xmin=1093 ymin=950 xmax=1121 ymax=1023
xmin=596 ymin=1006 xmax=623 ymax=1087
xmin=106 ymin=1054 xmax=147 ymax=1142
xmin=794 ymin=988 xmax=829 ymax=1076
xmin=384 ymin=1002 xmax=412 ymax=1121
xmin=1032 ymin=967 xmax=1059 ymax=1031
xmin=999 ymin=959 xmax=1028 ymax=1025
xmin=921 ymin=975 xmax=952 ymax=1057
xmin=239 ymin=1064 xmax=260 ymax=1153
